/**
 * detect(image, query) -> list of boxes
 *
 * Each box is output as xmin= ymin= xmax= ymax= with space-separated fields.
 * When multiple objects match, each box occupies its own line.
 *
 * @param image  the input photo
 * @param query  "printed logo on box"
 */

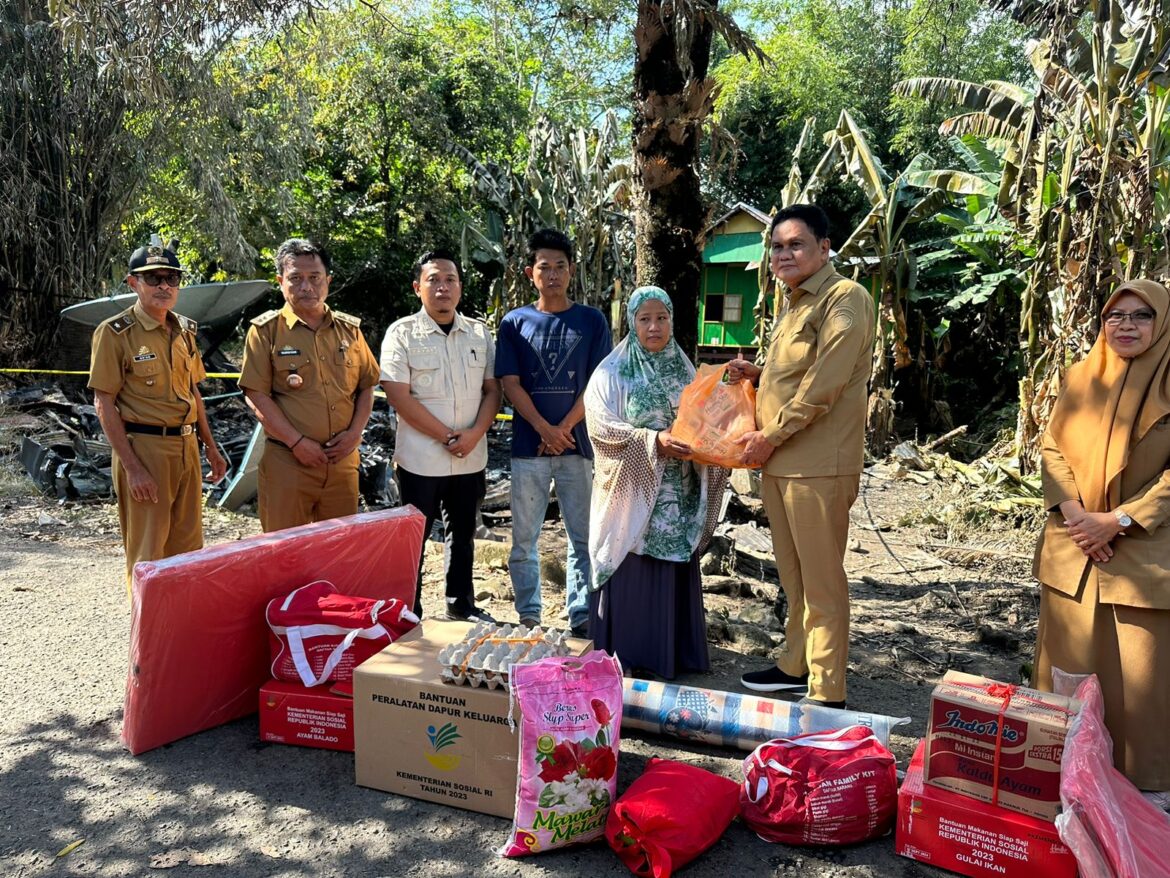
xmin=938 ymin=709 xmax=1022 ymax=744
xmin=424 ymin=722 xmax=463 ymax=771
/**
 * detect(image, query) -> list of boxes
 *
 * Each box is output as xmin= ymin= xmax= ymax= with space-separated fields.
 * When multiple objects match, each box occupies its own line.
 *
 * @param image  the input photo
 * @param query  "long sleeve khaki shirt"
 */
xmin=1035 ymin=417 xmax=1170 ymax=609
xmin=755 ymin=262 xmax=874 ymax=478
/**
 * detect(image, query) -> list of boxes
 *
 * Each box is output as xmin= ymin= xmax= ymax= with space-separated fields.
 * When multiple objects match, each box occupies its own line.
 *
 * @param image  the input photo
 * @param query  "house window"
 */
xmin=723 ymin=294 xmax=742 ymax=323
xmin=705 ymin=295 xmax=724 ymax=322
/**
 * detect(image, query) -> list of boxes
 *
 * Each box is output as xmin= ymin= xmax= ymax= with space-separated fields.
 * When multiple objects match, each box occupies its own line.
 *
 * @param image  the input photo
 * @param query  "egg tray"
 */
xmin=437 ymin=622 xmax=571 ymax=690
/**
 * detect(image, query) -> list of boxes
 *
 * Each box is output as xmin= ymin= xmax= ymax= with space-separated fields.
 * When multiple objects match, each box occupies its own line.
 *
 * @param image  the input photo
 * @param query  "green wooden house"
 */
xmin=698 ymin=202 xmax=769 ymax=362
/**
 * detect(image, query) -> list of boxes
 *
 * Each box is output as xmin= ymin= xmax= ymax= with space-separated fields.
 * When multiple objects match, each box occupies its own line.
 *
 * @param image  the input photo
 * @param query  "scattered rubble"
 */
xmin=2 ymin=386 xmax=1041 ymax=682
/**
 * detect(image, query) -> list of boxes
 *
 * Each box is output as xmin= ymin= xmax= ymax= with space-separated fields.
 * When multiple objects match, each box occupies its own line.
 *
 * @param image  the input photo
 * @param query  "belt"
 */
xmin=124 ymin=422 xmax=196 ymax=437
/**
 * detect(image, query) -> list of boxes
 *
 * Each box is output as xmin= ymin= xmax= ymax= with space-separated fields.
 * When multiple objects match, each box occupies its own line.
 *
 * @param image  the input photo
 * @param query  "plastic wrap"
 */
xmin=622 ymin=679 xmax=910 ymax=750
xmin=1052 ymin=670 xmax=1170 ymax=878
xmin=123 ymin=506 xmax=425 ymax=755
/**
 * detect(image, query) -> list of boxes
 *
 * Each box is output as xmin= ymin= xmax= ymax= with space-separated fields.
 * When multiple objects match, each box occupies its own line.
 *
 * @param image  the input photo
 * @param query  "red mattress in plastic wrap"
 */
xmin=123 ymin=507 xmax=425 ymax=755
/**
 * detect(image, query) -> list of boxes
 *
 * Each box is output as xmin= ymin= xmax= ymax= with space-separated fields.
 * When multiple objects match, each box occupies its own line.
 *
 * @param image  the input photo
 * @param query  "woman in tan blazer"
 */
xmin=1034 ymin=279 xmax=1170 ymax=792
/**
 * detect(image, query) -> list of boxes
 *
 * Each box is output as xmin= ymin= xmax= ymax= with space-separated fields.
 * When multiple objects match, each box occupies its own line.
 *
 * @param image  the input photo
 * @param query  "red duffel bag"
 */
xmin=266 ymin=580 xmax=418 ymax=687
xmin=740 ymin=725 xmax=897 ymax=846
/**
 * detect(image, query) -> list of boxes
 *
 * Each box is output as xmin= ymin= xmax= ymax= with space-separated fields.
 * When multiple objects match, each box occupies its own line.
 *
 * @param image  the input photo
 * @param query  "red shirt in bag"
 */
xmin=740 ymin=725 xmax=897 ymax=846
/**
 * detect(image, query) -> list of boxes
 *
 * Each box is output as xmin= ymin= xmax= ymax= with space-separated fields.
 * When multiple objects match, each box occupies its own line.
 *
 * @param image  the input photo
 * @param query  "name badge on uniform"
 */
xmin=278 ymin=346 xmax=301 ymax=356
xmin=133 ymin=346 xmax=156 ymax=362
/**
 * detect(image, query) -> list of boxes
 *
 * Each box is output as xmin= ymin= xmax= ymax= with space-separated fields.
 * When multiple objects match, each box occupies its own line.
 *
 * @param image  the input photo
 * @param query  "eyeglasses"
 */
xmin=139 ymin=272 xmax=182 ymax=288
xmin=1103 ymin=309 xmax=1155 ymax=326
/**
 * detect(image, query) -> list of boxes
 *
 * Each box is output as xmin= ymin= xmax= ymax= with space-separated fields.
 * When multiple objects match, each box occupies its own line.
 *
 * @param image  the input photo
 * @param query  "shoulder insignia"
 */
xmin=108 ymin=311 xmax=136 ymax=335
xmin=333 ymin=310 xmax=361 ymax=328
xmin=177 ymin=314 xmax=198 ymax=333
xmin=250 ymin=309 xmax=280 ymax=326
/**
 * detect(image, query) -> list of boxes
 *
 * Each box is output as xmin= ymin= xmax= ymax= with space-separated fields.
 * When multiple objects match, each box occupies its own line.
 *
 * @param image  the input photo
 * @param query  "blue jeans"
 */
xmin=509 ymin=455 xmax=593 ymax=628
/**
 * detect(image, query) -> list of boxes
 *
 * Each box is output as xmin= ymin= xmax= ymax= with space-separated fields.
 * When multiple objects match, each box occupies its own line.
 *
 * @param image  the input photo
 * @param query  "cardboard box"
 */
xmin=353 ymin=620 xmax=591 ymax=818
xmin=259 ymin=679 xmax=354 ymax=752
xmin=925 ymin=671 xmax=1080 ymax=821
xmin=898 ymin=741 xmax=1077 ymax=878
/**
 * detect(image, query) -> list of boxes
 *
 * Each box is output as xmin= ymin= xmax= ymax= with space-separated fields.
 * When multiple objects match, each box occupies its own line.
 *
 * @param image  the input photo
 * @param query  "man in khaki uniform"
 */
xmin=239 ymin=238 xmax=380 ymax=532
xmin=729 ymin=204 xmax=874 ymax=709
xmin=89 ymin=237 xmax=227 ymax=585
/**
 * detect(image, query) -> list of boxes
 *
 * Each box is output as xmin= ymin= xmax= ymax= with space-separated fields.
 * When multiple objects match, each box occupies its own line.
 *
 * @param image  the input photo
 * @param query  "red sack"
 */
xmin=266 ymin=580 xmax=418 ymax=687
xmin=607 ymin=757 xmax=740 ymax=877
xmin=740 ymin=725 xmax=897 ymax=846
xmin=669 ymin=364 xmax=759 ymax=469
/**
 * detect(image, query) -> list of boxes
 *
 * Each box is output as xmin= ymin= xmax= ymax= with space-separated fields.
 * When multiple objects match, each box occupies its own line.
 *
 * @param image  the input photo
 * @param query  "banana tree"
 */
xmin=896 ymin=0 xmax=1170 ymax=469
xmin=749 ymin=110 xmax=957 ymax=449
xmin=454 ymin=110 xmax=634 ymax=325
xmin=793 ymin=111 xmax=954 ymax=451
xmin=750 ymin=117 xmax=816 ymax=359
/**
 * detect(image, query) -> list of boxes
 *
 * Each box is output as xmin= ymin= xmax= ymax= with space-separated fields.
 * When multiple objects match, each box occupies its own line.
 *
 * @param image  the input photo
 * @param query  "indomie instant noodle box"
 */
xmin=898 ymin=741 xmax=1077 ymax=878
xmin=924 ymin=671 xmax=1080 ymax=822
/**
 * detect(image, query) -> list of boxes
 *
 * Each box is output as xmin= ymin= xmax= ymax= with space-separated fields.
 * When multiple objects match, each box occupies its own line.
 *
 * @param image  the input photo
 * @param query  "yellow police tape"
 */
xmin=0 ymin=368 xmax=244 ymax=379
xmin=0 ymin=368 xmax=514 ymax=420
xmin=0 ymin=368 xmax=92 ymax=375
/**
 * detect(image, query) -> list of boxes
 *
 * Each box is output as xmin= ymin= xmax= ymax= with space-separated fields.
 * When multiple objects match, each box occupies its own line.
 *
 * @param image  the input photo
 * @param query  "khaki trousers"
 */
xmin=113 ymin=433 xmax=204 ymax=588
xmin=258 ymin=444 xmax=360 ymax=533
xmin=761 ymin=473 xmax=859 ymax=702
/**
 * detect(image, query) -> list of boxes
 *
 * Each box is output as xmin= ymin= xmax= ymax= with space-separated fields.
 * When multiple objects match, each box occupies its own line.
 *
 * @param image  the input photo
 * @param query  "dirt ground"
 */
xmin=0 ymin=461 xmax=1042 ymax=878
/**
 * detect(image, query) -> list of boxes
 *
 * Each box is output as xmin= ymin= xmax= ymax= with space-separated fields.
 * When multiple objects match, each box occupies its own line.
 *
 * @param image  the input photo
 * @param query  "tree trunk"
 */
xmin=632 ymin=1 xmax=716 ymax=360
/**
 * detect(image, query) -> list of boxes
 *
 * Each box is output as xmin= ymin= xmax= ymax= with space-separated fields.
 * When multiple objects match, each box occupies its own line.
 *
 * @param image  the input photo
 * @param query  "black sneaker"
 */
xmin=519 ymin=616 xmax=541 ymax=628
xmin=740 ymin=666 xmax=809 ymax=693
xmin=797 ymin=695 xmax=848 ymax=710
xmin=444 ymin=605 xmax=498 ymax=624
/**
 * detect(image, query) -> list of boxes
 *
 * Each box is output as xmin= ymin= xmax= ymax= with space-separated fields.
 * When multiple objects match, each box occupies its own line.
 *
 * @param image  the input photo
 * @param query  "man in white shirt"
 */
xmin=380 ymin=249 xmax=501 ymax=621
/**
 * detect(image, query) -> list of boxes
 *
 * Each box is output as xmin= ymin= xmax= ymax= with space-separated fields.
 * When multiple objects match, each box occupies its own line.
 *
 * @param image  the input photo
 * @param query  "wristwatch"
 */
xmin=1114 ymin=510 xmax=1133 ymax=529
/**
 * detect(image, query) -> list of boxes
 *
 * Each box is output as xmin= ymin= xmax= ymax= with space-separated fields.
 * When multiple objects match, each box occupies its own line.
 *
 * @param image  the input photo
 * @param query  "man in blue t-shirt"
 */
xmin=495 ymin=229 xmax=613 ymax=636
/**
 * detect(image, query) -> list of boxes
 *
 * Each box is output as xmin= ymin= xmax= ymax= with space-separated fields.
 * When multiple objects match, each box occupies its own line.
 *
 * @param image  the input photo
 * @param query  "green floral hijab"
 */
xmin=617 ymin=286 xmax=695 ymax=429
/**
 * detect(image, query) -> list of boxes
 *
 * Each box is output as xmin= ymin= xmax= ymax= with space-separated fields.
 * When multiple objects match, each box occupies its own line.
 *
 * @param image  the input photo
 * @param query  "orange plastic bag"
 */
xmin=670 ymin=364 xmax=759 ymax=469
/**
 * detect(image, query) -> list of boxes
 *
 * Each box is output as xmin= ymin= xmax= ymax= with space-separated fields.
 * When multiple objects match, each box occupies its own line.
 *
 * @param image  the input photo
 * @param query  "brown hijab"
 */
xmin=1047 ymin=279 xmax=1170 ymax=512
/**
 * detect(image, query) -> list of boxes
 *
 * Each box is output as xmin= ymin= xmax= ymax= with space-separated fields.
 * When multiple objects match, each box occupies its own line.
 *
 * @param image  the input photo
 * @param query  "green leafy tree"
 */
xmin=714 ymin=0 xmax=1027 ymax=216
xmin=633 ymin=0 xmax=766 ymax=356
xmin=133 ymin=5 xmax=532 ymax=332
xmin=456 ymin=110 xmax=634 ymax=325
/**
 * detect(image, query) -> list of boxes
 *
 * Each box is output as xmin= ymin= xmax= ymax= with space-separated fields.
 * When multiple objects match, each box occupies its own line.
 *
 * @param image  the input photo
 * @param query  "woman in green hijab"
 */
xmin=584 ymin=286 xmax=728 ymax=678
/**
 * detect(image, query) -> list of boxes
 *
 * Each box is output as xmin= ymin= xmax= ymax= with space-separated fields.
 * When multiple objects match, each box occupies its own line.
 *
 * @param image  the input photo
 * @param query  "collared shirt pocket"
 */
xmin=334 ymin=344 xmax=361 ymax=394
xmin=129 ymin=358 xmax=165 ymax=399
xmin=172 ymin=344 xmax=199 ymax=397
xmin=408 ymin=347 xmax=445 ymax=399
xmin=462 ymin=339 xmax=489 ymax=394
xmin=775 ymin=316 xmax=817 ymax=369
